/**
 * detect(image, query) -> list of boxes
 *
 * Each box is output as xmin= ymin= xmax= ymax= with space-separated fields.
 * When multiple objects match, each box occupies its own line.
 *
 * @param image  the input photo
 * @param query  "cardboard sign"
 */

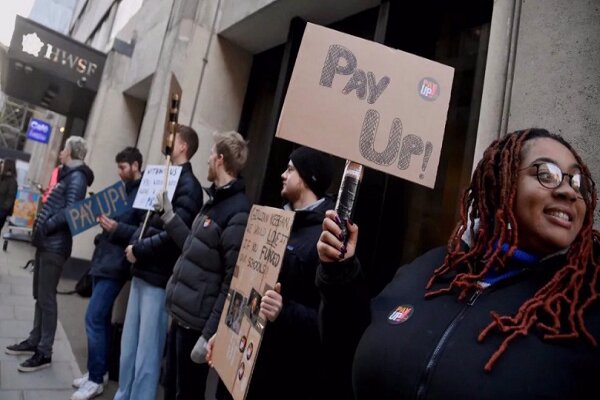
xmin=162 ymin=73 xmax=182 ymax=155
xmin=276 ymin=23 xmax=455 ymax=188
xmin=132 ymin=165 xmax=182 ymax=210
xmin=213 ymin=205 xmax=295 ymax=400
xmin=65 ymin=181 xmax=128 ymax=235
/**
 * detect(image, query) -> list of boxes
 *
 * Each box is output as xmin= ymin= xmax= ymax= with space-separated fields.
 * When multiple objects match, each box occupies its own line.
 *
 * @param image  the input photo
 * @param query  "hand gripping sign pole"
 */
xmin=137 ymin=75 xmax=182 ymax=240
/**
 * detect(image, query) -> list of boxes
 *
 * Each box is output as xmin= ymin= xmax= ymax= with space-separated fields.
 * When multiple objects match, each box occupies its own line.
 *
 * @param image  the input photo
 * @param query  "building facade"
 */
xmin=1 ymin=4 xmax=105 ymax=208
xmin=30 ymin=0 xmax=79 ymax=35
xmin=65 ymin=0 xmax=598 ymax=295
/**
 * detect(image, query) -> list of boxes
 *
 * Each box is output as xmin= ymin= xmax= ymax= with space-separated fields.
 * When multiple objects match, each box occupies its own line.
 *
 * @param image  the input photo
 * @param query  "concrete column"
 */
xmin=508 ymin=0 xmax=600 ymax=225
xmin=475 ymin=0 xmax=600 ymax=225
xmin=472 ymin=0 xmax=519 ymax=166
xmin=137 ymin=0 xmax=251 ymax=186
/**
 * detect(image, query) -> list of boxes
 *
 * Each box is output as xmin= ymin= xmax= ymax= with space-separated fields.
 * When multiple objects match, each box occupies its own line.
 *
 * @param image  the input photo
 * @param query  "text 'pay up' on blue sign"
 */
xmin=65 ymin=181 xmax=129 ymax=235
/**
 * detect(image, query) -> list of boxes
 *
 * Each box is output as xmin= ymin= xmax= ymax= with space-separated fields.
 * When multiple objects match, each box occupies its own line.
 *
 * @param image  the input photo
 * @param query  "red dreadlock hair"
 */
xmin=424 ymin=128 xmax=599 ymax=372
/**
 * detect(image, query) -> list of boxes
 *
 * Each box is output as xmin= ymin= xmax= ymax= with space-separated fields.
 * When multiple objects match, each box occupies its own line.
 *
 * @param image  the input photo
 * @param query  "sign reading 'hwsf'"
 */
xmin=276 ymin=23 xmax=455 ymax=188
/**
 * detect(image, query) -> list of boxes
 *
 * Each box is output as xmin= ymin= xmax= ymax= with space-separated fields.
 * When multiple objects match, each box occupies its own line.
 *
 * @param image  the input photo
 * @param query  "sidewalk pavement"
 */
xmin=0 ymin=234 xmax=218 ymax=400
xmin=0 ymin=238 xmax=82 ymax=400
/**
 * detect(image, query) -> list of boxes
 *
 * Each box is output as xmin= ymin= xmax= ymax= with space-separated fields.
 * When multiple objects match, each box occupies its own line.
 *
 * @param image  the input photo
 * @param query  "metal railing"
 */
xmin=0 ymin=98 xmax=30 ymax=150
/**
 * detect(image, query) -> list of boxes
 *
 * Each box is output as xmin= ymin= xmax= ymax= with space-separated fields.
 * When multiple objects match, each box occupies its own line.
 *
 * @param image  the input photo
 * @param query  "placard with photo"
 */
xmin=212 ymin=205 xmax=295 ymax=400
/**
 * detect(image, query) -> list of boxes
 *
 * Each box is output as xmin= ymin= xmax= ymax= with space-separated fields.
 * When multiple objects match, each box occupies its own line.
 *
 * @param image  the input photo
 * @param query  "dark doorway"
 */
xmin=239 ymin=0 xmax=493 ymax=296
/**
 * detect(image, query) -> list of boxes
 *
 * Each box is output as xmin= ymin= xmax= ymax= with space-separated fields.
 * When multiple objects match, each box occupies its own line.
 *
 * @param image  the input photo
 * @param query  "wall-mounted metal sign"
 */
xmin=26 ymin=118 xmax=52 ymax=144
xmin=2 ymin=16 xmax=107 ymax=117
xmin=9 ymin=16 xmax=106 ymax=91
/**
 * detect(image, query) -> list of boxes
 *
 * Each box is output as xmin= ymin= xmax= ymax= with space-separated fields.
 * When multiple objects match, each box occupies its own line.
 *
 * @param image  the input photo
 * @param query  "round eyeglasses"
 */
xmin=524 ymin=162 xmax=595 ymax=201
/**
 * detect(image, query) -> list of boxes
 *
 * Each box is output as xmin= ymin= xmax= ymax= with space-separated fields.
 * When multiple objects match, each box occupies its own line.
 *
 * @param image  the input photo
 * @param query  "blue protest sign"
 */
xmin=26 ymin=118 xmax=52 ymax=144
xmin=65 ymin=181 xmax=128 ymax=235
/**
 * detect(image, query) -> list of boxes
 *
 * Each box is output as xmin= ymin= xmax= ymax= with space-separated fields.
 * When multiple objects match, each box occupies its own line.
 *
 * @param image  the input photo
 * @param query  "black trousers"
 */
xmin=0 ymin=209 xmax=9 ymax=231
xmin=28 ymin=250 xmax=66 ymax=357
xmin=164 ymin=320 xmax=210 ymax=400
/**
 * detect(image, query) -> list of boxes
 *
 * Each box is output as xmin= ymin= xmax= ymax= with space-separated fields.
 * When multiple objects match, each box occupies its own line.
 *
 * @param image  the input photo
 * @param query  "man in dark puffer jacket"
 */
xmin=6 ymin=136 xmax=94 ymax=372
xmin=213 ymin=146 xmax=334 ymax=400
xmin=156 ymin=131 xmax=250 ymax=399
xmin=70 ymin=147 xmax=145 ymax=400
xmin=115 ymin=125 xmax=203 ymax=400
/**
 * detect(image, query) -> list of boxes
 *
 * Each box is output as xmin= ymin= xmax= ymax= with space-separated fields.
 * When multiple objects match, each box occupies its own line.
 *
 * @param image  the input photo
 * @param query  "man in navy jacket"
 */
xmin=6 ymin=136 xmax=94 ymax=372
xmin=213 ymin=146 xmax=334 ymax=400
xmin=70 ymin=147 xmax=145 ymax=400
xmin=115 ymin=125 xmax=203 ymax=400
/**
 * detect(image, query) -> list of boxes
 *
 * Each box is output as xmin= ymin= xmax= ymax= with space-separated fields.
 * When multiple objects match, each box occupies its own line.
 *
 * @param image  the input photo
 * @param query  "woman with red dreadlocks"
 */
xmin=316 ymin=128 xmax=599 ymax=400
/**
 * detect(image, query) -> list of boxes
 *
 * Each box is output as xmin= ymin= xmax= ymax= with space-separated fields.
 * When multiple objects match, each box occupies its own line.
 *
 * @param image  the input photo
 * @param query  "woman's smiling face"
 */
xmin=513 ymin=137 xmax=587 ymax=256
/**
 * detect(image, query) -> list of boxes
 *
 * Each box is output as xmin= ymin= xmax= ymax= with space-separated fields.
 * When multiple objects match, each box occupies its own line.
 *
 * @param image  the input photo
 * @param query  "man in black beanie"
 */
xmin=286 ymin=146 xmax=333 ymax=201
xmin=213 ymin=145 xmax=333 ymax=400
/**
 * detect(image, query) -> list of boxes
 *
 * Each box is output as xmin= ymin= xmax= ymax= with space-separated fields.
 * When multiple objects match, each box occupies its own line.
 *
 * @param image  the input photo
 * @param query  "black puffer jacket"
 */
xmin=164 ymin=178 xmax=250 ymax=338
xmin=32 ymin=163 xmax=94 ymax=257
xmin=131 ymin=162 xmax=203 ymax=288
xmin=89 ymin=178 xmax=145 ymax=281
xmin=316 ymin=246 xmax=600 ymax=400
xmin=247 ymin=197 xmax=334 ymax=400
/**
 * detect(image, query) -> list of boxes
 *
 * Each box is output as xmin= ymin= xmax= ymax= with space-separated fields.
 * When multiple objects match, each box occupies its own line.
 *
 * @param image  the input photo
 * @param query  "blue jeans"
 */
xmin=113 ymin=277 xmax=168 ymax=400
xmin=86 ymin=277 xmax=124 ymax=384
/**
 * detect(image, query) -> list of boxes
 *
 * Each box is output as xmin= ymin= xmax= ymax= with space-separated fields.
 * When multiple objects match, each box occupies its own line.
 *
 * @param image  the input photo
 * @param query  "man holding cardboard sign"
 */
xmin=155 ymin=131 xmax=250 ymax=399
xmin=212 ymin=146 xmax=334 ymax=400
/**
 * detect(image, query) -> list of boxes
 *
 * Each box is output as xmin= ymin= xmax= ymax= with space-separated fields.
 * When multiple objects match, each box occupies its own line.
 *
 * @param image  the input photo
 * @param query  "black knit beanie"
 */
xmin=289 ymin=146 xmax=334 ymax=198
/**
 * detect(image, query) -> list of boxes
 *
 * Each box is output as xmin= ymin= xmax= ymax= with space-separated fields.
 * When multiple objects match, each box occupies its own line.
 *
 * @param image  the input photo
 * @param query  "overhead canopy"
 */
xmin=2 ymin=16 xmax=106 ymax=119
xmin=0 ymin=147 xmax=31 ymax=162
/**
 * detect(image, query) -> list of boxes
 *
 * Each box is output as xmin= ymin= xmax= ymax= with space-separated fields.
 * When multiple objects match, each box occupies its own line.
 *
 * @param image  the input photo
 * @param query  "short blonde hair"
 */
xmin=213 ymin=131 xmax=248 ymax=176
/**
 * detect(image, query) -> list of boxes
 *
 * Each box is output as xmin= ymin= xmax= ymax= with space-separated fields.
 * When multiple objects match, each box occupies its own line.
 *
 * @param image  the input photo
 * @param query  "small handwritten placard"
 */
xmin=132 ymin=165 xmax=182 ymax=211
